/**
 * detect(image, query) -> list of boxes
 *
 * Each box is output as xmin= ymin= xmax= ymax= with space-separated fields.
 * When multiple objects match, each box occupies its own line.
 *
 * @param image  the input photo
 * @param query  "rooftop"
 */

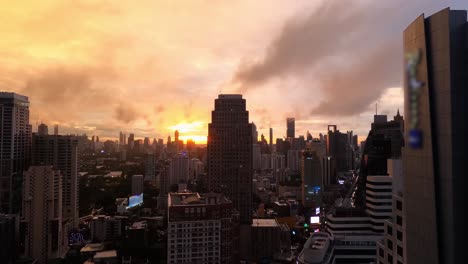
xmin=252 ymin=218 xmax=278 ymax=227
xmin=80 ymin=243 xmax=105 ymax=253
xmin=94 ymin=250 xmax=117 ymax=259
xmin=297 ymin=232 xmax=332 ymax=264
xmin=218 ymin=94 xmax=242 ymax=99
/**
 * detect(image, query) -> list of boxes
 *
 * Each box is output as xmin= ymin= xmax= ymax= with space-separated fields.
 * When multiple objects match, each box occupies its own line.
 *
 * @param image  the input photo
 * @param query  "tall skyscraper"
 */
xmin=269 ymin=127 xmax=273 ymax=150
xmin=32 ymin=133 xmax=78 ymax=226
xmin=403 ymin=8 xmax=467 ymax=264
xmin=286 ymin=117 xmax=295 ymax=138
xmin=0 ymin=92 xmax=31 ymax=214
xmin=207 ymin=94 xmax=253 ymax=224
xmin=53 ymin=124 xmax=58 ymax=135
xmin=22 ymin=166 xmax=64 ymax=264
xmin=301 ymin=150 xmax=322 ymax=208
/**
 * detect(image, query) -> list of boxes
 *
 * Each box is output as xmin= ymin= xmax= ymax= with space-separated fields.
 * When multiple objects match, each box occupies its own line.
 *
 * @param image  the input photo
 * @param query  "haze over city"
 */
xmin=1 ymin=0 xmax=465 ymax=143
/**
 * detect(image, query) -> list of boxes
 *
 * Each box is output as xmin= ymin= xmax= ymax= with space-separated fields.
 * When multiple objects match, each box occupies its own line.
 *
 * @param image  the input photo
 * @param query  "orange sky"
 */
xmin=2 ymin=0 xmax=459 ymax=144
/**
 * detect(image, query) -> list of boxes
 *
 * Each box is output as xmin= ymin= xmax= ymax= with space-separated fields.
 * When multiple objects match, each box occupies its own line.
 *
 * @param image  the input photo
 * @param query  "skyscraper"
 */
xmin=301 ymin=150 xmax=322 ymax=208
xmin=207 ymin=94 xmax=253 ymax=224
xmin=286 ymin=117 xmax=295 ymax=138
xmin=403 ymin=8 xmax=467 ymax=264
xmin=269 ymin=127 xmax=273 ymax=150
xmin=0 ymin=92 xmax=31 ymax=214
xmin=169 ymin=152 xmax=189 ymax=185
xmin=32 ymin=133 xmax=78 ymax=226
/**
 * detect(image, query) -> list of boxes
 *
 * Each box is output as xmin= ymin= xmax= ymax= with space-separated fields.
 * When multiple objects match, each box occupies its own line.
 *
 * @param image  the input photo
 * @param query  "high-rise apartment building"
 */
xmin=207 ymin=94 xmax=253 ymax=224
xmin=0 ymin=92 xmax=30 ymax=214
xmin=167 ymin=192 xmax=239 ymax=264
xmin=403 ymin=8 xmax=467 ymax=264
xmin=301 ymin=150 xmax=322 ymax=208
xmin=32 ymin=133 xmax=78 ymax=226
xmin=169 ymin=153 xmax=189 ymax=185
xmin=22 ymin=166 xmax=64 ymax=264
xmin=286 ymin=118 xmax=295 ymax=138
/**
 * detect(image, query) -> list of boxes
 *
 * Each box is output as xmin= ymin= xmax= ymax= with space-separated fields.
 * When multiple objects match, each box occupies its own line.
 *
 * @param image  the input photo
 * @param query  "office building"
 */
xmin=253 ymin=144 xmax=261 ymax=171
xmin=167 ymin=192 xmax=239 ymax=264
xmin=169 ymin=152 xmax=189 ymax=185
xmin=207 ymin=94 xmax=253 ymax=224
xmin=286 ymin=118 xmax=295 ymax=138
xmin=269 ymin=127 xmax=273 ymax=150
xmin=131 ymin=175 xmax=144 ymax=195
xmin=22 ymin=166 xmax=64 ymax=264
xmin=326 ymin=125 xmax=351 ymax=173
xmin=32 ymin=133 xmax=79 ymax=226
xmin=301 ymin=151 xmax=322 ymax=208
xmin=0 ymin=92 xmax=31 ymax=214
xmin=403 ymin=9 xmax=468 ymax=264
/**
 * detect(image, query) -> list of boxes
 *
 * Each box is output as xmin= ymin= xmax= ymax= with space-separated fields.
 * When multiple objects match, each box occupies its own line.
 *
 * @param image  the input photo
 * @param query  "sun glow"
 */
xmin=168 ymin=121 xmax=207 ymax=144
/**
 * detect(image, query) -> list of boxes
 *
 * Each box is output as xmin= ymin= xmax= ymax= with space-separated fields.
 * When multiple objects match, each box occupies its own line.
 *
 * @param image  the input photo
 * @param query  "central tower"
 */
xmin=207 ymin=94 xmax=253 ymax=224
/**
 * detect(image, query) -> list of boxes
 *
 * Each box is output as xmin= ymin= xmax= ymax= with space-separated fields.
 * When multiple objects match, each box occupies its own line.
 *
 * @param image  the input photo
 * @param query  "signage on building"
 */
xmin=406 ymin=49 xmax=425 ymax=149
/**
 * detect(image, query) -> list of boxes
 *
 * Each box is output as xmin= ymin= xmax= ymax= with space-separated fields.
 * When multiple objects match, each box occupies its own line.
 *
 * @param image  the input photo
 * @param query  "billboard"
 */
xmin=127 ymin=193 xmax=143 ymax=209
xmin=310 ymin=216 xmax=320 ymax=224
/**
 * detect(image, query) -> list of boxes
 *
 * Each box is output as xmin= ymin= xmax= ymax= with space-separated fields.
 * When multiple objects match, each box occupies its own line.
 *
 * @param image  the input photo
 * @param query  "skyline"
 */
xmin=1 ymin=0 xmax=465 ymax=143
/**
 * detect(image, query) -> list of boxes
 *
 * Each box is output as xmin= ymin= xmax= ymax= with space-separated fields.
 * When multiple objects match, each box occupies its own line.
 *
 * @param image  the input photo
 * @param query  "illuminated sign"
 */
xmin=315 ymin=207 xmax=320 ymax=215
xmin=69 ymin=229 xmax=88 ymax=245
xmin=127 ymin=193 xmax=144 ymax=209
xmin=310 ymin=216 xmax=320 ymax=224
xmin=406 ymin=49 xmax=424 ymax=149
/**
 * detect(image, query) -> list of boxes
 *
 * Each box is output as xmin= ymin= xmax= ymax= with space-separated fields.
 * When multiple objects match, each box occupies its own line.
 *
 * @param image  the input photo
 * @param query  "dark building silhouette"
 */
xmin=0 ymin=92 xmax=31 ymax=214
xmin=286 ymin=118 xmax=295 ymax=138
xmin=326 ymin=125 xmax=350 ymax=172
xmin=403 ymin=8 xmax=467 ymax=264
xmin=207 ymin=94 xmax=253 ymax=224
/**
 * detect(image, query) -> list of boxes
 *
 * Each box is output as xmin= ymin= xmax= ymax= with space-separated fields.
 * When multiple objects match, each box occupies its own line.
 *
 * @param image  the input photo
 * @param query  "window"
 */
xmin=397 ymin=230 xmax=403 ymax=241
xmin=397 ymin=215 xmax=402 ymax=226
xmin=396 ymin=200 xmax=402 ymax=211
xmin=387 ymin=226 xmax=393 ymax=235
xmin=387 ymin=253 xmax=393 ymax=263
xmin=379 ymin=248 xmax=384 ymax=258
xmin=387 ymin=239 xmax=393 ymax=250
xmin=397 ymin=245 xmax=403 ymax=257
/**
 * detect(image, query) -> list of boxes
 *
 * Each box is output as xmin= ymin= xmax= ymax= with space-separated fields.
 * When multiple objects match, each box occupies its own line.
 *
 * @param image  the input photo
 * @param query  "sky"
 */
xmin=1 ymin=0 xmax=465 ymax=143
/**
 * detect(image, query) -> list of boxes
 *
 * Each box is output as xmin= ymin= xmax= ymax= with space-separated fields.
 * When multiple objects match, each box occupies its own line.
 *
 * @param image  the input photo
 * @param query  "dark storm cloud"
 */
xmin=20 ymin=67 xmax=114 ymax=121
xmin=114 ymin=103 xmax=140 ymax=124
xmin=232 ymin=0 xmax=430 ymax=116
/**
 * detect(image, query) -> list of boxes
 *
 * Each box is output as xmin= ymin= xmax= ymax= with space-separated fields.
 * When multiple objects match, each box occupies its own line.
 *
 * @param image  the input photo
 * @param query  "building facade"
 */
xmin=0 ymin=92 xmax=31 ymax=214
xmin=167 ymin=192 xmax=239 ymax=264
xmin=403 ymin=9 xmax=467 ymax=264
xmin=22 ymin=166 xmax=64 ymax=264
xmin=207 ymin=94 xmax=253 ymax=224
xmin=32 ymin=133 xmax=79 ymax=226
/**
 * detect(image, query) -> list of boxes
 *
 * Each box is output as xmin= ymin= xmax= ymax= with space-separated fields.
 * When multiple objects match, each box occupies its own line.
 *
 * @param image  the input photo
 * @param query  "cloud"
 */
xmin=230 ymin=0 xmax=416 ymax=117
xmin=114 ymin=103 xmax=140 ymax=124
